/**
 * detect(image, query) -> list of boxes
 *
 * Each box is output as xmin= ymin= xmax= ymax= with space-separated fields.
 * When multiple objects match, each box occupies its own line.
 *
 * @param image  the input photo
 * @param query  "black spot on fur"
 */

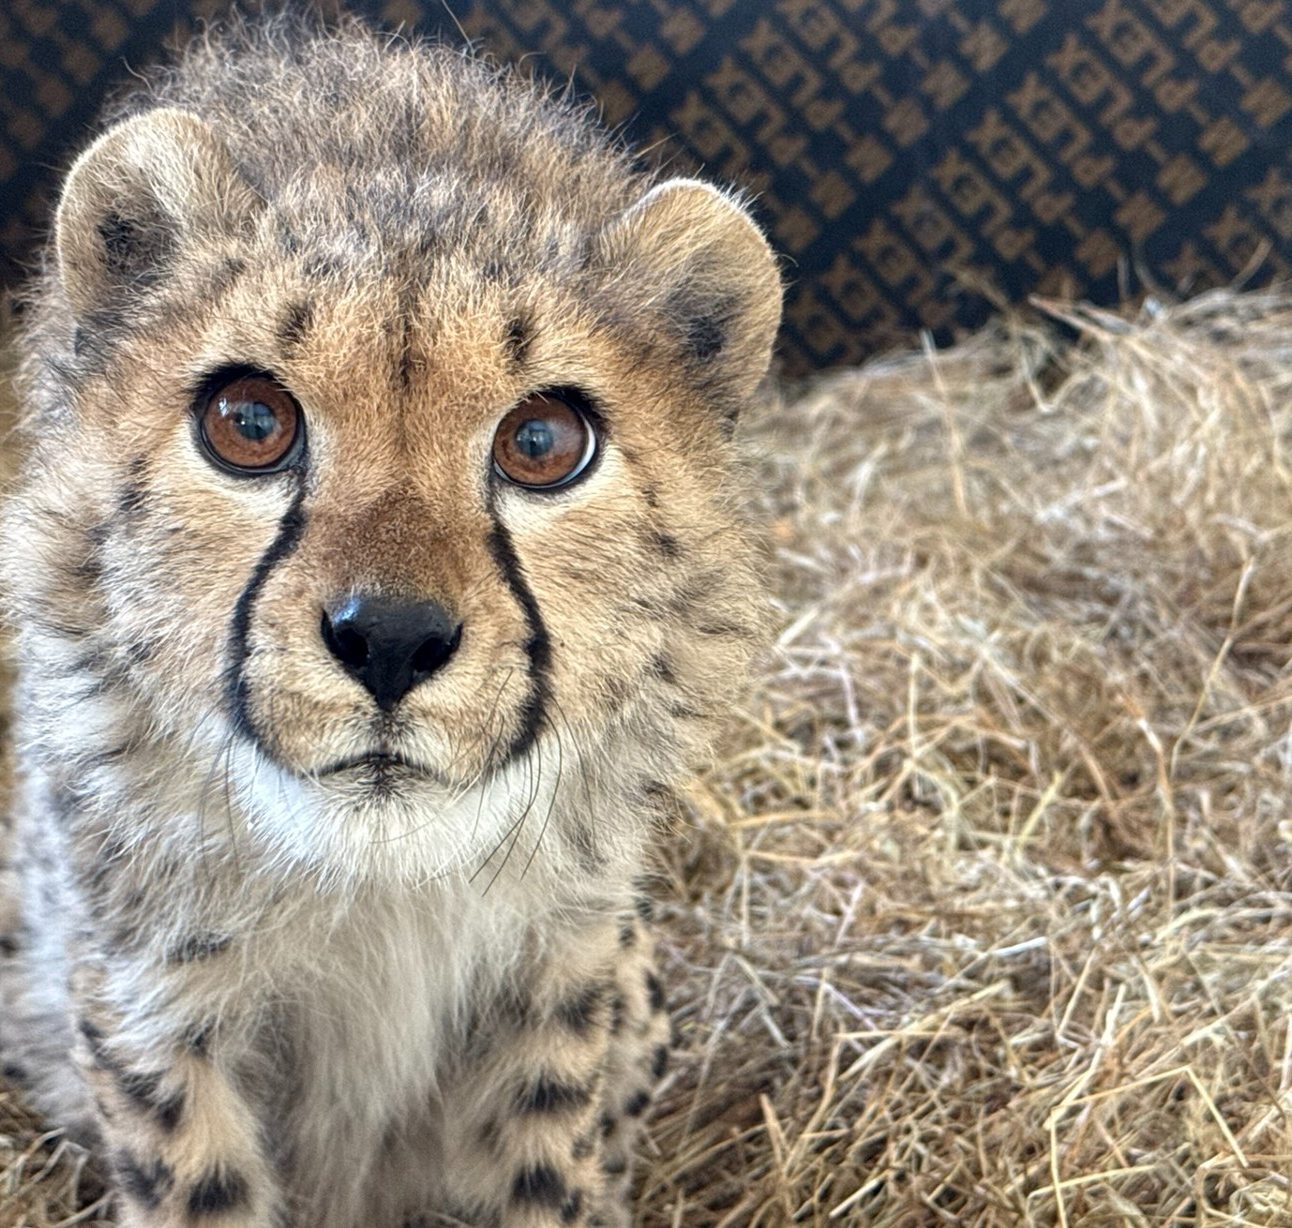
xmin=654 ymin=531 xmax=681 ymax=559
xmin=599 ymin=673 xmax=631 ymax=710
xmin=511 ymin=1163 xmax=568 ymax=1211
xmin=684 ymin=312 xmax=727 ymax=361
xmin=112 ymin=1066 xmax=182 ymax=1130
xmin=601 ymin=1154 xmax=627 ymax=1176
xmin=115 ymin=1150 xmax=173 ymax=1209
xmin=220 ymin=256 xmax=247 ymax=284
xmin=72 ymin=548 xmax=103 ymax=583
xmin=667 ymin=283 xmax=742 ymax=368
xmin=0 ymin=935 xmax=18 ymax=956
xmin=2 ymin=1063 xmax=28 ymax=1085
xmin=495 ymin=983 xmax=535 ymax=1029
xmin=571 ymin=1131 xmax=595 ymax=1161
xmin=303 ymin=253 xmax=344 ymax=280
xmin=78 ymin=1018 xmax=107 ymax=1060
xmin=570 ymin=816 xmax=606 ymax=873
xmin=187 ymin=1168 xmax=249 ymax=1214
xmin=598 ymin=1112 xmax=616 ymax=1138
xmin=505 ymin=316 xmax=532 ymax=367
xmin=155 ymin=1089 xmax=185 ymax=1132
xmin=516 ymin=1075 xmax=594 ymax=1115
xmin=117 ymin=456 xmax=148 ymax=518
xmin=609 ymin=994 xmax=626 ymax=1035
xmin=641 ymin=780 xmax=676 ymax=811
xmin=276 ymin=299 xmax=314 ymax=350
xmin=624 ymin=1089 xmax=651 ymax=1118
xmin=634 ymin=894 xmax=655 ymax=923
xmin=618 ymin=917 xmax=636 ymax=949
xmin=115 ymin=1067 xmax=162 ymax=1108
xmin=697 ymin=620 xmax=756 ymax=639
xmin=126 ymin=638 xmax=155 ymax=664
xmin=560 ymin=1189 xmax=584 ymax=1223
xmin=646 ymin=971 xmax=666 ymax=1013
xmin=168 ymin=933 xmax=232 ymax=964
xmin=649 ymin=655 xmax=677 ymax=685
xmin=555 ymin=983 xmax=605 ymax=1034
xmin=184 ymin=1020 xmax=215 ymax=1056
xmin=652 ymin=1044 xmax=670 ymax=1079
xmin=98 ymin=214 xmax=146 ymax=277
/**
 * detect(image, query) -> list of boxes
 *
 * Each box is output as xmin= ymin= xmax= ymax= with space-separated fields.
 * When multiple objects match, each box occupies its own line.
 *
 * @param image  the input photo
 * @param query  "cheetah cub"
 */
xmin=0 ymin=17 xmax=780 ymax=1228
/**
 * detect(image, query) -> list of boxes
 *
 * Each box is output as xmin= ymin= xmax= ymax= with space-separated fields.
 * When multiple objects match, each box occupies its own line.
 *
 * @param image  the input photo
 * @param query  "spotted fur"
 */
xmin=0 ymin=16 xmax=779 ymax=1228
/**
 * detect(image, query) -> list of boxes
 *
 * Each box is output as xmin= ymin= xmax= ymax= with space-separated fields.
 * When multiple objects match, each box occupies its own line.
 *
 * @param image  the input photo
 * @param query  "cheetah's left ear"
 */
xmin=594 ymin=179 xmax=782 ymax=410
xmin=55 ymin=107 xmax=263 ymax=319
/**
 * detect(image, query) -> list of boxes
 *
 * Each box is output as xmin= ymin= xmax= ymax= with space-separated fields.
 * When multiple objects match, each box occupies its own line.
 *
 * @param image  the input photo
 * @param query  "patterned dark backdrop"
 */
xmin=2 ymin=0 xmax=1291 ymax=374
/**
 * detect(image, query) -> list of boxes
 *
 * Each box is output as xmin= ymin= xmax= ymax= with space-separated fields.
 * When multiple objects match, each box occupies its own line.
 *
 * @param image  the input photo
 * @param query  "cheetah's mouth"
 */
xmin=315 ymin=751 xmax=439 ymax=782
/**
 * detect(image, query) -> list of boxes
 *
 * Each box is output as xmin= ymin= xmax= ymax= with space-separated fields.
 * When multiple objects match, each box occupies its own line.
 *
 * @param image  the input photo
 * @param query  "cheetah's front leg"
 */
xmin=73 ymin=971 xmax=281 ymax=1228
xmin=435 ymin=913 xmax=666 ymax=1228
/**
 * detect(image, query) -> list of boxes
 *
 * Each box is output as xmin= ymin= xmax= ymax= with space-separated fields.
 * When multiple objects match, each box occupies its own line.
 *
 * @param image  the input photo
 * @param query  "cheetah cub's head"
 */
xmin=9 ymin=35 xmax=780 ymax=883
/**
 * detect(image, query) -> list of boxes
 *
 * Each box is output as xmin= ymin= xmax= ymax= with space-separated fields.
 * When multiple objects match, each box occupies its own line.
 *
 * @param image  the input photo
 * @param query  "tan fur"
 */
xmin=0 ymin=16 xmax=779 ymax=1227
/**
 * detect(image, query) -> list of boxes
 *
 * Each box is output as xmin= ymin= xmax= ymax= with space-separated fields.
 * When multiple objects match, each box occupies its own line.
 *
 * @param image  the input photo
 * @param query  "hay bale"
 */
xmin=4 ymin=288 xmax=1292 ymax=1224
xmin=646 ymin=288 xmax=1292 ymax=1226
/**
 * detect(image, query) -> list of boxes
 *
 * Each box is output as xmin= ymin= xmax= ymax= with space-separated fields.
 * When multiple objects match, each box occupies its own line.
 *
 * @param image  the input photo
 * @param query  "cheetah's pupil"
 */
xmin=228 ymin=399 xmax=277 ymax=442
xmin=514 ymin=419 xmax=553 ymax=459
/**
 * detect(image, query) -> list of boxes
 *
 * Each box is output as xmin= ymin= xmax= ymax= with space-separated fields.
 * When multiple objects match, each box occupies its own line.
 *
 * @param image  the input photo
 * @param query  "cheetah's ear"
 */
xmin=55 ymin=107 xmax=262 ymax=319
xmin=595 ymin=178 xmax=782 ymax=409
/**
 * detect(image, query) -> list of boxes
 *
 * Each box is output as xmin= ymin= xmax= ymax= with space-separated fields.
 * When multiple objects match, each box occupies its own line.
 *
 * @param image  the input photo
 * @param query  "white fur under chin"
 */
xmin=232 ymin=737 xmax=576 ymax=890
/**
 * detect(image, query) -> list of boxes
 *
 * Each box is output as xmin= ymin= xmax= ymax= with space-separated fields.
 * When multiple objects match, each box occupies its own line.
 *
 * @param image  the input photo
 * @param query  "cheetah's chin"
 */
xmin=232 ymin=737 xmax=563 ymax=885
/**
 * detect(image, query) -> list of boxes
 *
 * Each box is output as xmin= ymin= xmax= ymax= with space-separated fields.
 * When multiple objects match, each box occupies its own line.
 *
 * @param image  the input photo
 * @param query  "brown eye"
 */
xmin=492 ymin=393 xmax=596 ymax=490
xmin=199 ymin=375 xmax=302 ymax=474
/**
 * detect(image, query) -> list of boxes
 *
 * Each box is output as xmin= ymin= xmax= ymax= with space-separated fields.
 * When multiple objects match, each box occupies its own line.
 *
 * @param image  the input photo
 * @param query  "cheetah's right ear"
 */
xmin=593 ymin=179 xmax=782 ymax=412
xmin=55 ymin=107 xmax=262 ymax=319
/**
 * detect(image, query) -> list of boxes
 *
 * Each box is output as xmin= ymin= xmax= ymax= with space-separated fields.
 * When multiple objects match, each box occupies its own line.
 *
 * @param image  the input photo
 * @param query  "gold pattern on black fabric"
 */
xmin=3 ymin=1 xmax=1290 ymax=373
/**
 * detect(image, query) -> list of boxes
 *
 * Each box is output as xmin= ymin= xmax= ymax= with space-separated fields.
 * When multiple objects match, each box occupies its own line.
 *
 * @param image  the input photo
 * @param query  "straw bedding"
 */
xmin=3 ymin=288 xmax=1292 ymax=1225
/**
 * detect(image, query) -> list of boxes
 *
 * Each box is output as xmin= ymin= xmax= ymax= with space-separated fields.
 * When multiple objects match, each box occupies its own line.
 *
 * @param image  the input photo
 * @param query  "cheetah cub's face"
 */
xmin=19 ymin=90 xmax=780 ymax=882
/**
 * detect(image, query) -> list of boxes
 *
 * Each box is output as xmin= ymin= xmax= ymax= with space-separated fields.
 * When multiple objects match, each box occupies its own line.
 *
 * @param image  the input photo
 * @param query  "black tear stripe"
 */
xmin=225 ymin=483 xmax=308 ymax=747
xmin=485 ymin=519 xmax=551 ymax=766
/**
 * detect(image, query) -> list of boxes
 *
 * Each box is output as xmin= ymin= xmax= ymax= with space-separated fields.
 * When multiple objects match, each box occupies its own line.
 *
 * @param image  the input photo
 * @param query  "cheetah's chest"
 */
xmin=264 ymin=890 xmax=527 ymax=1226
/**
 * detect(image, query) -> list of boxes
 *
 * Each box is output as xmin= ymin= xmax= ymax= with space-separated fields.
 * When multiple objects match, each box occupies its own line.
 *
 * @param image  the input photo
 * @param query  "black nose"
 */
xmin=321 ymin=593 xmax=462 ymax=712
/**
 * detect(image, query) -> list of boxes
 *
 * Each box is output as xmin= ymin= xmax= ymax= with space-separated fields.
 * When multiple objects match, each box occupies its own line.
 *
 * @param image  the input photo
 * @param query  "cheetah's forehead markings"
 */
xmin=275 ymin=299 xmax=314 ymax=352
